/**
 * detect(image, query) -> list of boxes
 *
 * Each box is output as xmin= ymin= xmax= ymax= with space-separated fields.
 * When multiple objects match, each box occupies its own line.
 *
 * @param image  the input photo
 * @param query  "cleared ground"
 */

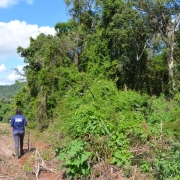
xmin=0 ymin=123 xmax=63 ymax=180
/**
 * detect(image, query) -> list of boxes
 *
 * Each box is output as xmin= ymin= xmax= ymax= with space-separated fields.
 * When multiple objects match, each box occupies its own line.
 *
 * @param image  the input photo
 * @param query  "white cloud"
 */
xmin=26 ymin=0 xmax=34 ymax=5
xmin=5 ymin=65 xmax=24 ymax=83
xmin=0 ymin=20 xmax=56 ymax=85
xmin=0 ymin=64 xmax=6 ymax=72
xmin=7 ymin=71 xmax=21 ymax=81
xmin=0 ymin=20 xmax=56 ymax=62
xmin=0 ymin=0 xmax=18 ymax=8
xmin=14 ymin=65 xmax=24 ymax=75
xmin=0 ymin=0 xmax=34 ymax=8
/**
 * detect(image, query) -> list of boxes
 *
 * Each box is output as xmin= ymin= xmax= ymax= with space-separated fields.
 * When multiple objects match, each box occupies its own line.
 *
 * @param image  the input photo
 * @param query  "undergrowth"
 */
xmin=47 ymin=79 xmax=180 ymax=179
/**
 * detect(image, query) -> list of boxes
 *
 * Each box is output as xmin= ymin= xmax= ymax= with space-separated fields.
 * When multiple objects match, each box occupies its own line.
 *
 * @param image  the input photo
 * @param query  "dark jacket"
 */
xmin=10 ymin=114 xmax=27 ymax=132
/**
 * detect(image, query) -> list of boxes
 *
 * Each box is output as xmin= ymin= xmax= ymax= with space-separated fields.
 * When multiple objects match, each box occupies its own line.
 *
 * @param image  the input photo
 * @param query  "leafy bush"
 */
xmin=58 ymin=140 xmax=91 ymax=180
xmin=152 ymin=140 xmax=180 ymax=180
xmin=50 ymin=78 xmax=180 ymax=179
xmin=108 ymin=132 xmax=131 ymax=167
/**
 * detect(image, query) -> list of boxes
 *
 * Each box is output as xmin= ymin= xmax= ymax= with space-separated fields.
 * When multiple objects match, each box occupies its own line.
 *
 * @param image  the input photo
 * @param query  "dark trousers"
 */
xmin=13 ymin=131 xmax=25 ymax=149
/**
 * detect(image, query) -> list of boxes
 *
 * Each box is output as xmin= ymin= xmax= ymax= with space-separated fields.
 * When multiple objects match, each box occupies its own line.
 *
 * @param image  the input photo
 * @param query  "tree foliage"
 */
xmin=12 ymin=0 xmax=180 ymax=178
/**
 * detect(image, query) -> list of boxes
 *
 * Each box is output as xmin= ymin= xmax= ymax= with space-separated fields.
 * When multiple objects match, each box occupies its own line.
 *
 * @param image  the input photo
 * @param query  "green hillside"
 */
xmin=0 ymin=83 xmax=24 ymax=100
xmin=0 ymin=83 xmax=25 ymax=122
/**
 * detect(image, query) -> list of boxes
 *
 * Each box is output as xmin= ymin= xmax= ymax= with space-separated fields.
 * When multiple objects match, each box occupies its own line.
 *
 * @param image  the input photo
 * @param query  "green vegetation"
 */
xmin=51 ymin=85 xmax=180 ymax=179
xmin=0 ymin=82 xmax=24 ymax=122
xmin=6 ymin=0 xmax=180 ymax=179
xmin=0 ymin=83 xmax=23 ymax=100
xmin=0 ymin=100 xmax=11 ymax=122
xmin=58 ymin=140 xmax=91 ymax=179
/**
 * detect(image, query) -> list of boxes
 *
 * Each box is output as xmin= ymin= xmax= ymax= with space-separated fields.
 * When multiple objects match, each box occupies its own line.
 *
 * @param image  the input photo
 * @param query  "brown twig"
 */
xmin=0 ymin=176 xmax=9 ymax=178
xmin=72 ymin=80 xmax=95 ymax=99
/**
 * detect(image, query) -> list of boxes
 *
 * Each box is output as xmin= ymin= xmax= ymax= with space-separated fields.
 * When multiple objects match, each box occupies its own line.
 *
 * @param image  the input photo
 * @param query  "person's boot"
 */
xmin=20 ymin=146 xmax=24 ymax=156
xmin=15 ymin=148 xmax=19 ymax=159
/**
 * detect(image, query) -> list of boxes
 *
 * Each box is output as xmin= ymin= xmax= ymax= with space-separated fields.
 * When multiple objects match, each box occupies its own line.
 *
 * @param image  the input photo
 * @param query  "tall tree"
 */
xmin=64 ymin=0 xmax=99 ymax=69
xmin=134 ymin=0 xmax=180 ymax=92
xmin=17 ymin=33 xmax=75 ymax=129
xmin=91 ymin=0 xmax=151 ymax=91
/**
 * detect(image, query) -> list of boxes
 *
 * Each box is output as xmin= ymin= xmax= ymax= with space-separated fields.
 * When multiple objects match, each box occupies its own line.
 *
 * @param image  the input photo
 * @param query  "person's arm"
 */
xmin=24 ymin=117 xmax=27 ymax=126
xmin=10 ymin=117 xmax=14 ymax=127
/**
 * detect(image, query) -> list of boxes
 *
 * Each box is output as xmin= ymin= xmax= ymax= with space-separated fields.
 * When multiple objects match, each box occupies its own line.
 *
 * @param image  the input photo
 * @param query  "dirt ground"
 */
xmin=0 ymin=123 xmax=64 ymax=180
xmin=0 ymin=123 xmax=152 ymax=180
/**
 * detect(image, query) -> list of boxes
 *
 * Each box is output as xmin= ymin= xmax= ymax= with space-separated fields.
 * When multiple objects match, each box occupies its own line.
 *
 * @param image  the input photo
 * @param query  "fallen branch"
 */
xmin=33 ymin=149 xmax=55 ymax=180
xmin=130 ymin=144 xmax=150 ymax=156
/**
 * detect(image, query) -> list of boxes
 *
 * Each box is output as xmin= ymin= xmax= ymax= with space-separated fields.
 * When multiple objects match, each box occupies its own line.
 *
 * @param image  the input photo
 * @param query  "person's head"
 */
xmin=16 ymin=108 xmax=22 ymax=114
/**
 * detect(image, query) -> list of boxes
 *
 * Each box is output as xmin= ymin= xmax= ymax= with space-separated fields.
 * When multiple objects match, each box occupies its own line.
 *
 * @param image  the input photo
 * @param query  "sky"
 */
xmin=0 ymin=0 xmax=70 ymax=85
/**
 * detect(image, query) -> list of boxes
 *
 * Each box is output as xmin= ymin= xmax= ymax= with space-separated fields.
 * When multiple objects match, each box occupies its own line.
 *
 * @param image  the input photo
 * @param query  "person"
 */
xmin=10 ymin=108 xmax=27 ymax=159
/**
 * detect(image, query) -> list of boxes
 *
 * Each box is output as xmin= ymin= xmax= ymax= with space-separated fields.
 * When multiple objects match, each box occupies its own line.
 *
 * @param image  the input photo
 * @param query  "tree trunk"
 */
xmin=166 ymin=13 xmax=180 ymax=90
xmin=168 ymin=40 xmax=175 ymax=90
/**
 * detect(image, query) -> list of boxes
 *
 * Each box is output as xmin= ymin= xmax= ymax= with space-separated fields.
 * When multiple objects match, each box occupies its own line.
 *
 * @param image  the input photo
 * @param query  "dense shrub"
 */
xmin=51 ymin=79 xmax=180 ymax=179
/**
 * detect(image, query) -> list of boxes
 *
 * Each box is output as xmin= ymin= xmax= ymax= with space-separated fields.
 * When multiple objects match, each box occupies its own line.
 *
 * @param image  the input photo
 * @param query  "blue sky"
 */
xmin=0 ymin=0 xmax=70 ymax=85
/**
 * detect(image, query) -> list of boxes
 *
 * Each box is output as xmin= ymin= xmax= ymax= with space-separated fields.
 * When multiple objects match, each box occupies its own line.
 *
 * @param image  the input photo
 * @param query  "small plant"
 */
xmin=24 ymin=162 xmax=33 ymax=173
xmin=140 ymin=161 xmax=151 ymax=173
xmin=24 ymin=154 xmax=35 ymax=173
xmin=108 ymin=132 xmax=131 ymax=167
xmin=58 ymin=139 xmax=91 ymax=180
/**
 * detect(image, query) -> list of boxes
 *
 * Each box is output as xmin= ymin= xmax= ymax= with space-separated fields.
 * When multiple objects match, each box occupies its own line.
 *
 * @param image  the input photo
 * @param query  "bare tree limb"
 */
xmin=72 ymin=80 xmax=95 ymax=99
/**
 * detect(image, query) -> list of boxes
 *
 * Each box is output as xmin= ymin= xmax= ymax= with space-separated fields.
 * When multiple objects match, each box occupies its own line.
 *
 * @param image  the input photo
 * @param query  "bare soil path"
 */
xmin=0 ymin=123 xmax=65 ymax=180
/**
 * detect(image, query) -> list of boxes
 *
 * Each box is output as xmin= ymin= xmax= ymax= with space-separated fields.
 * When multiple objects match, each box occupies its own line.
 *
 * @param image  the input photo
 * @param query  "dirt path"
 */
xmin=0 ymin=123 xmax=65 ymax=180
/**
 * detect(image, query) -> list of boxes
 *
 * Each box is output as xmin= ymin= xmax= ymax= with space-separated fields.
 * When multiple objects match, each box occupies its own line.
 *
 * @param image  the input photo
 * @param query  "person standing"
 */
xmin=10 ymin=108 xmax=27 ymax=159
